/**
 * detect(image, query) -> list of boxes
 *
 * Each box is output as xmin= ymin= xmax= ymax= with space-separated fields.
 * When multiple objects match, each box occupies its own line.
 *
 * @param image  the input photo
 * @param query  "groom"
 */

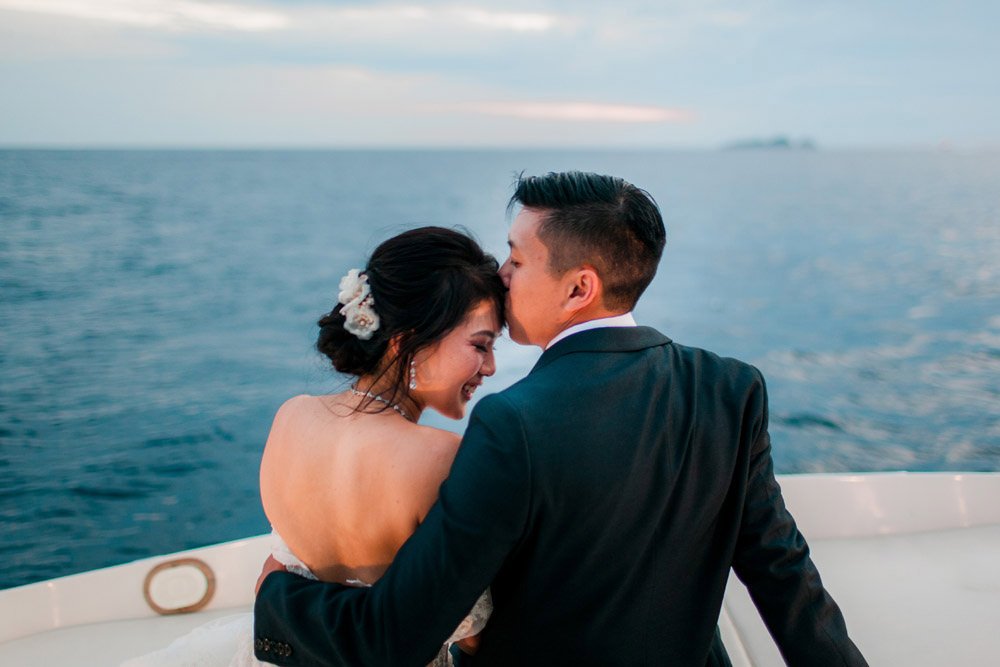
xmin=254 ymin=172 xmax=867 ymax=665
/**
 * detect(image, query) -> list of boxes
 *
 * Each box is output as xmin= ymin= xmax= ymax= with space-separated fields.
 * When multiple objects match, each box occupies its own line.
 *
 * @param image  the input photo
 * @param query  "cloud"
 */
xmin=455 ymin=8 xmax=556 ymax=32
xmin=703 ymin=10 xmax=753 ymax=28
xmin=327 ymin=5 xmax=558 ymax=32
xmin=281 ymin=4 xmax=567 ymax=47
xmin=0 ymin=58 xmax=699 ymax=146
xmin=0 ymin=1 xmax=561 ymax=36
xmin=0 ymin=0 xmax=289 ymax=32
xmin=452 ymin=102 xmax=695 ymax=123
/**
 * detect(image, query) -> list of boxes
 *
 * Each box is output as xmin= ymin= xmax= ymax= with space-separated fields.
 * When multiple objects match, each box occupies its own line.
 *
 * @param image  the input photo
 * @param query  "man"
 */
xmin=254 ymin=171 xmax=867 ymax=665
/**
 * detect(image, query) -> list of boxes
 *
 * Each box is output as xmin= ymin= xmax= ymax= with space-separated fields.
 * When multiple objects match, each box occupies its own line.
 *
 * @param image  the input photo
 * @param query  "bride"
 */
xmin=123 ymin=226 xmax=505 ymax=666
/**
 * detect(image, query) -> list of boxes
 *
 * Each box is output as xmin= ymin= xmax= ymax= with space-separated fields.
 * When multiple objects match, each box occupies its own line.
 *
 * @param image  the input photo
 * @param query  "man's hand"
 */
xmin=255 ymin=555 xmax=287 ymax=595
xmin=455 ymin=634 xmax=481 ymax=655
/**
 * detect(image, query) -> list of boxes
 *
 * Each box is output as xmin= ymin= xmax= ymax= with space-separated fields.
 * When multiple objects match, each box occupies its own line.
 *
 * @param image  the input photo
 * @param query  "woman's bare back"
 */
xmin=259 ymin=394 xmax=460 ymax=585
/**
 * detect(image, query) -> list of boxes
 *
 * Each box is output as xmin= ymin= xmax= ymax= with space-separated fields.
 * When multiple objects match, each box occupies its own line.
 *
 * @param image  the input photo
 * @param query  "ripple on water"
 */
xmin=0 ymin=472 xmax=39 ymax=499
xmin=32 ymin=506 xmax=78 ymax=520
xmin=775 ymin=413 xmax=844 ymax=432
xmin=115 ymin=545 xmax=149 ymax=557
xmin=69 ymin=483 xmax=164 ymax=500
xmin=148 ymin=461 xmax=214 ymax=476
xmin=141 ymin=432 xmax=215 ymax=448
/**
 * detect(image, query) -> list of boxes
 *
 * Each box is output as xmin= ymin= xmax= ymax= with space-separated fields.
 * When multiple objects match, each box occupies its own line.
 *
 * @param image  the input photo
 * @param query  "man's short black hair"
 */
xmin=509 ymin=171 xmax=666 ymax=311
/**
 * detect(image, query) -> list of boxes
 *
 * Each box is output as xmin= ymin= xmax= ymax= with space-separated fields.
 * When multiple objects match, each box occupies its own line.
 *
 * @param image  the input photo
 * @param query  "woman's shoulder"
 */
xmin=261 ymin=395 xmax=344 ymax=467
xmin=384 ymin=424 xmax=460 ymax=521
xmin=267 ymin=394 xmax=345 ymax=436
xmin=383 ymin=422 xmax=461 ymax=472
xmin=377 ymin=422 xmax=458 ymax=479
xmin=263 ymin=394 xmax=314 ymax=433
xmin=404 ymin=422 xmax=461 ymax=449
xmin=274 ymin=393 xmax=323 ymax=418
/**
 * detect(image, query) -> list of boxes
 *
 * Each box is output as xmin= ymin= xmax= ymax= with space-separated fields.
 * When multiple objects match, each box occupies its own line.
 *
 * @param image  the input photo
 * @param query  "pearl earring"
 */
xmin=409 ymin=359 xmax=417 ymax=390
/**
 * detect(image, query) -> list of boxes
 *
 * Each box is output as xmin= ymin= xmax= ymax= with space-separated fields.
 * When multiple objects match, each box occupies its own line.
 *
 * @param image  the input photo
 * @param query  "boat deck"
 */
xmin=722 ymin=523 xmax=1000 ymax=666
xmin=3 ymin=473 xmax=999 ymax=665
xmin=0 ymin=608 xmax=245 ymax=666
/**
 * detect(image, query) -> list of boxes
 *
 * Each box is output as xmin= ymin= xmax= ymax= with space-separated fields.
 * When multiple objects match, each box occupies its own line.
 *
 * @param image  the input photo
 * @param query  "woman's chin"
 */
xmin=419 ymin=394 xmax=466 ymax=420
xmin=431 ymin=403 xmax=465 ymax=421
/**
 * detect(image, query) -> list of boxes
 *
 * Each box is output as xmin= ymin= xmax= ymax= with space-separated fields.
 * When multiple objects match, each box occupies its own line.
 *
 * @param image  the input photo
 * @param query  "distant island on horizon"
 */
xmin=723 ymin=136 xmax=818 ymax=151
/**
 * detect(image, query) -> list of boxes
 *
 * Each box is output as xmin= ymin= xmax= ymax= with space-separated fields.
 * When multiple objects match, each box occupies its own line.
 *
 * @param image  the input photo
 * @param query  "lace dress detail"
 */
xmin=269 ymin=531 xmax=318 ymax=581
xmin=433 ymin=589 xmax=492 ymax=666
xmin=121 ymin=530 xmax=492 ymax=667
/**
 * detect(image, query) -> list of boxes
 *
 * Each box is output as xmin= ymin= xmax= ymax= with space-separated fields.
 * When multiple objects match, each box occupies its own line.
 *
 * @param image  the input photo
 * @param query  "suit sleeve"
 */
xmin=731 ymin=369 xmax=868 ymax=667
xmin=253 ymin=393 xmax=531 ymax=666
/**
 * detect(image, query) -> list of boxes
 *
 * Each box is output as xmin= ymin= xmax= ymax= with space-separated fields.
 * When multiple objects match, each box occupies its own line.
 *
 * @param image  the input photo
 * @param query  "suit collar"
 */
xmin=530 ymin=326 xmax=671 ymax=374
xmin=545 ymin=312 xmax=637 ymax=350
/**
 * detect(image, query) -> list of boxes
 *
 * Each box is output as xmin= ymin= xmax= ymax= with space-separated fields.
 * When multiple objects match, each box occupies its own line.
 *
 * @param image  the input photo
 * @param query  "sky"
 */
xmin=1 ymin=0 xmax=998 ymax=149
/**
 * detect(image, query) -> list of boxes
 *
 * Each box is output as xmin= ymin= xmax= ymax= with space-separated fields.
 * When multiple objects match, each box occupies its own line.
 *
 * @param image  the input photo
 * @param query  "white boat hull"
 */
xmin=2 ymin=472 xmax=999 ymax=665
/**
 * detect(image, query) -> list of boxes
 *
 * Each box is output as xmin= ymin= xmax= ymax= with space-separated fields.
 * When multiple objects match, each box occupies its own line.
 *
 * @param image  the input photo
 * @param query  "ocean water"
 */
xmin=1 ymin=149 xmax=998 ymax=590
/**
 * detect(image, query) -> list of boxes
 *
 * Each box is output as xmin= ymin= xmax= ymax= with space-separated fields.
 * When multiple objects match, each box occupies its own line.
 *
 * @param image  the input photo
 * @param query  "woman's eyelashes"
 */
xmin=471 ymin=337 xmax=498 ymax=354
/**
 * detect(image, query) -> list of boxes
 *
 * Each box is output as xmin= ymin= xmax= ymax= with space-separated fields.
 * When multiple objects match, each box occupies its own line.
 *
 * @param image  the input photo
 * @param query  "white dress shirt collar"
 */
xmin=545 ymin=312 xmax=637 ymax=350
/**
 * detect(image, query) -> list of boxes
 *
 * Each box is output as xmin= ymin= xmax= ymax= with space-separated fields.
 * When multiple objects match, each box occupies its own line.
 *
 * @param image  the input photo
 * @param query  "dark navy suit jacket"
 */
xmin=254 ymin=327 xmax=866 ymax=666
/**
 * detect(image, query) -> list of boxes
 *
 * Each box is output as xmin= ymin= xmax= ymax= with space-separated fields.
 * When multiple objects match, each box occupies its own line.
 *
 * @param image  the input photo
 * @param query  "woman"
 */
xmin=123 ymin=226 xmax=504 ymax=666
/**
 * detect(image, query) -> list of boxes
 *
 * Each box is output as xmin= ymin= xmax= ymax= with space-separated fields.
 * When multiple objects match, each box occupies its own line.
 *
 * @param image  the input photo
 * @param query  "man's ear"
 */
xmin=563 ymin=267 xmax=602 ymax=313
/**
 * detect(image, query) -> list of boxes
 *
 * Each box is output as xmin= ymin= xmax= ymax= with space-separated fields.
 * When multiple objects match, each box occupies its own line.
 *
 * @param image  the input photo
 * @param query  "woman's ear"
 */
xmin=386 ymin=333 xmax=405 ymax=361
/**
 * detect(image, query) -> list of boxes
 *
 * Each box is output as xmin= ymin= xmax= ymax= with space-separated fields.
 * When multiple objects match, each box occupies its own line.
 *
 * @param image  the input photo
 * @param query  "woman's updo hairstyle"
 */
xmin=317 ymin=226 xmax=505 ymax=410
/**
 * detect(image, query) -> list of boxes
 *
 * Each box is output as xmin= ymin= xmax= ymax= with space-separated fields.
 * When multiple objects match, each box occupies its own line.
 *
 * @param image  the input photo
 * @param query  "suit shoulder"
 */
xmin=469 ymin=388 xmax=522 ymax=419
xmin=668 ymin=342 xmax=766 ymax=389
xmin=485 ymin=363 xmax=571 ymax=416
xmin=465 ymin=381 xmax=549 ymax=439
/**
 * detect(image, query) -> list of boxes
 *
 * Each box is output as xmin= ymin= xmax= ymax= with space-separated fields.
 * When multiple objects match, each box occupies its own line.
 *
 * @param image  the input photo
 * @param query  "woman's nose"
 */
xmin=480 ymin=348 xmax=496 ymax=377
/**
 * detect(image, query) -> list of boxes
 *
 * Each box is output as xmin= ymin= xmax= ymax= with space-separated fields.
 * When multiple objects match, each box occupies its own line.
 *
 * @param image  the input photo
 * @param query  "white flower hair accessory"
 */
xmin=337 ymin=268 xmax=380 ymax=340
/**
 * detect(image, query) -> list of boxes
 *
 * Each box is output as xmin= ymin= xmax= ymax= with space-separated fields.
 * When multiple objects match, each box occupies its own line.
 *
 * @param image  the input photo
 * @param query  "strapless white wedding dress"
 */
xmin=121 ymin=531 xmax=492 ymax=667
